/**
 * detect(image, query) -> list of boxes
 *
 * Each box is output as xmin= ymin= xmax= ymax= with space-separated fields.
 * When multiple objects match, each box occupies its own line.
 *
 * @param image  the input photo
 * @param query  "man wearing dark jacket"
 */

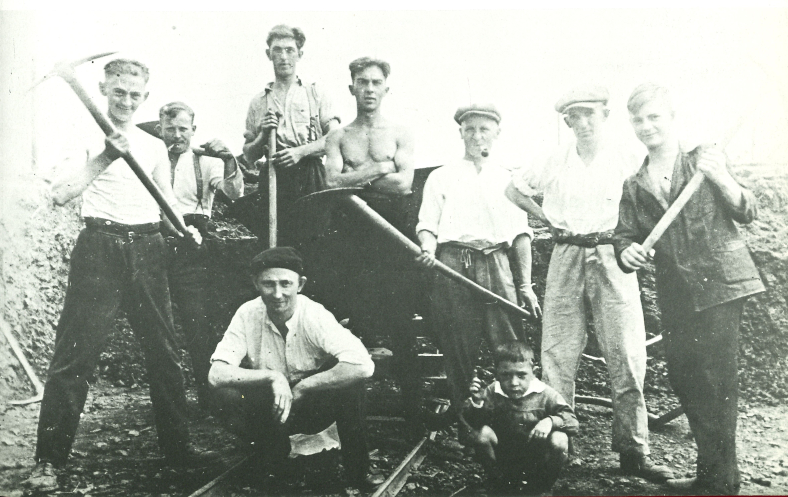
xmin=613 ymin=83 xmax=765 ymax=495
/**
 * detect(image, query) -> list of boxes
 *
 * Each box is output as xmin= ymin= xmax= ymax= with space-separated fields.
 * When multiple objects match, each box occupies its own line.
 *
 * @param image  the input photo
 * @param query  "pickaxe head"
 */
xmin=29 ymin=51 xmax=118 ymax=92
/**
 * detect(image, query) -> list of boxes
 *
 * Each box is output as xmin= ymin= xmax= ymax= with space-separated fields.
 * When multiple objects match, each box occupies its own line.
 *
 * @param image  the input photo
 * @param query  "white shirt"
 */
xmin=512 ymin=140 xmax=640 ymax=234
xmin=170 ymin=149 xmax=243 ymax=217
xmin=211 ymin=294 xmax=374 ymax=383
xmin=416 ymin=158 xmax=533 ymax=250
xmin=78 ymin=126 xmax=168 ymax=225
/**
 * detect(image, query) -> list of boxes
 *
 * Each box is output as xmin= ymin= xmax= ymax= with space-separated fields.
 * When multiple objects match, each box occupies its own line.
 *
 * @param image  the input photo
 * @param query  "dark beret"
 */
xmin=555 ymin=86 xmax=610 ymax=114
xmin=250 ymin=247 xmax=304 ymax=276
xmin=454 ymin=104 xmax=501 ymax=125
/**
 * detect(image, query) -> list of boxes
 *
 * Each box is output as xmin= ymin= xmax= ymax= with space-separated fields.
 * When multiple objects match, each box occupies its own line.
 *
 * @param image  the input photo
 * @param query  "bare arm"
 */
xmin=369 ymin=126 xmax=415 ymax=195
xmin=505 ymin=182 xmax=547 ymax=224
xmin=415 ymin=229 xmax=439 ymax=268
xmin=272 ymin=119 xmax=341 ymax=168
xmin=208 ymin=360 xmax=284 ymax=389
xmin=323 ymin=129 xmax=390 ymax=189
xmin=509 ymin=233 xmax=541 ymax=319
xmin=292 ymin=361 xmax=371 ymax=400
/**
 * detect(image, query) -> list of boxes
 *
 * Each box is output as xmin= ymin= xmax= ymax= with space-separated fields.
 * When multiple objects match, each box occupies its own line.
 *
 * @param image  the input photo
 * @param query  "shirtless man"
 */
xmin=322 ymin=57 xmax=421 ymax=433
xmin=324 ymin=56 xmax=413 ymax=195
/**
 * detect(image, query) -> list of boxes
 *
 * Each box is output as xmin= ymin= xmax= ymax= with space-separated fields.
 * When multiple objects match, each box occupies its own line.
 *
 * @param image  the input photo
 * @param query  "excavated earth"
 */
xmin=1 ymin=166 xmax=786 ymax=496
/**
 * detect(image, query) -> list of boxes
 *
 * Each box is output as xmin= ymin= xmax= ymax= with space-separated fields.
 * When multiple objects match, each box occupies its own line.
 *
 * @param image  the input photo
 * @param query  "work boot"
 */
xmin=620 ymin=454 xmax=675 ymax=483
xmin=24 ymin=462 xmax=59 ymax=494
xmin=164 ymin=446 xmax=222 ymax=468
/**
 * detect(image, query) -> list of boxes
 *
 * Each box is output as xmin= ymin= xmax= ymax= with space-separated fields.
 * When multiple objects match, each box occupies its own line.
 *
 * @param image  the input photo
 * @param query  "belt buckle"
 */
xmin=127 ymin=231 xmax=136 ymax=240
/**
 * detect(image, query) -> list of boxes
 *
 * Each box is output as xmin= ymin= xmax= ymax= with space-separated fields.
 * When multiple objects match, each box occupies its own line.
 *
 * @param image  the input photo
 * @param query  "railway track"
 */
xmin=187 ymin=428 xmax=436 ymax=497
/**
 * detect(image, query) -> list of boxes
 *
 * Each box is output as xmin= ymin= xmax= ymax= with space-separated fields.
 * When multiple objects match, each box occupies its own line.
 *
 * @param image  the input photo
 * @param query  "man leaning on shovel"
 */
xmin=242 ymin=24 xmax=340 ymax=245
xmin=25 ymin=58 xmax=216 ymax=494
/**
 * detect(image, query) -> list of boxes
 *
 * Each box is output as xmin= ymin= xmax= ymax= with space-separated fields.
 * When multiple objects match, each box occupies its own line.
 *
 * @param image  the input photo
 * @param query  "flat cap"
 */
xmin=251 ymin=247 xmax=304 ymax=276
xmin=554 ymin=86 xmax=610 ymax=114
xmin=454 ymin=104 xmax=501 ymax=125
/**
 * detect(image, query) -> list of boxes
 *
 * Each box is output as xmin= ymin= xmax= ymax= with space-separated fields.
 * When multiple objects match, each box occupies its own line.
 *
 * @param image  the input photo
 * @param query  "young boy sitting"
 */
xmin=460 ymin=340 xmax=579 ymax=495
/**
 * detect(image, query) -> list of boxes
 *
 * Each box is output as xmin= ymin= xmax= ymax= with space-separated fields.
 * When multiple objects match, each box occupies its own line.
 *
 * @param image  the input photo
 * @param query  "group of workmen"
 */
xmin=23 ymin=23 xmax=764 ymax=497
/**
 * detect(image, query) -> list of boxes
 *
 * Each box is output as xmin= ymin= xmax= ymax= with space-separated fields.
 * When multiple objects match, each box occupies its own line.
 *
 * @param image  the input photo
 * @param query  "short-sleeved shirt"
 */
xmin=211 ymin=294 xmax=374 ymax=383
xmin=171 ymin=149 xmax=244 ymax=217
xmin=79 ymin=126 xmax=168 ymax=225
xmin=512 ymin=139 xmax=640 ymax=234
xmin=245 ymin=79 xmax=339 ymax=150
xmin=416 ymin=158 xmax=533 ymax=250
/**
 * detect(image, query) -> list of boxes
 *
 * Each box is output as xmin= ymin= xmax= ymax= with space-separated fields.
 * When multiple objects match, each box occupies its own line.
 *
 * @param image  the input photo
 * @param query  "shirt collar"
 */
xmin=264 ymin=77 xmax=304 ymax=93
xmin=493 ymin=378 xmax=546 ymax=398
xmin=261 ymin=295 xmax=301 ymax=337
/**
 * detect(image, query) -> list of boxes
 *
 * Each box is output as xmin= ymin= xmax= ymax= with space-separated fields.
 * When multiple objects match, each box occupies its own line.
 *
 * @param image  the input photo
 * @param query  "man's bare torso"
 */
xmin=338 ymin=119 xmax=401 ymax=174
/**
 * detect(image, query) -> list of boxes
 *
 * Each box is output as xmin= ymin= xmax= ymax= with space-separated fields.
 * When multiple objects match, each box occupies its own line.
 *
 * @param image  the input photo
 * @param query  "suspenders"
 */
xmin=171 ymin=153 xmax=205 ymax=214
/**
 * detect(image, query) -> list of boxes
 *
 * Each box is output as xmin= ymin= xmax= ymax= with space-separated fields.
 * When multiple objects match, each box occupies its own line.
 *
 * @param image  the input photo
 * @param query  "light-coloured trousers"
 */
xmin=541 ymin=243 xmax=649 ymax=456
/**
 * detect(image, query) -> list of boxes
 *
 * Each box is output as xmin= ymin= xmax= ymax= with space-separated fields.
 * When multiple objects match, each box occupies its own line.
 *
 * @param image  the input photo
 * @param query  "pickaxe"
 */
xmin=297 ymin=188 xmax=534 ymax=320
xmin=31 ymin=52 xmax=191 ymax=238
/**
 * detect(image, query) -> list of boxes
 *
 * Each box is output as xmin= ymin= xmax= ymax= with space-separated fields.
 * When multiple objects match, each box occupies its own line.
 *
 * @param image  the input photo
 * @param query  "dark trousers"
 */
xmin=166 ymin=238 xmax=213 ymax=398
xmin=659 ymin=280 xmax=744 ymax=495
xmin=473 ymin=429 xmax=568 ymax=493
xmin=431 ymin=245 xmax=521 ymax=409
xmin=211 ymin=382 xmax=369 ymax=484
xmin=35 ymin=226 xmax=189 ymax=466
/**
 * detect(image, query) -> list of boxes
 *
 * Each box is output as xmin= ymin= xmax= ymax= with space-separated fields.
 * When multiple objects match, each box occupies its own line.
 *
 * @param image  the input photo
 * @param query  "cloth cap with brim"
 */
xmin=555 ymin=86 xmax=610 ymax=114
xmin=251 ymin=247 xmax=304 ymax=276
xmin=454 ymin=104 xmax=501 ymax=125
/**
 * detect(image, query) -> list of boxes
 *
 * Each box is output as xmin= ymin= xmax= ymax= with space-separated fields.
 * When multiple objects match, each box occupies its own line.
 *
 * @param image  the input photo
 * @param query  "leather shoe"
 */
xmin=620 ymin=454 xmax=675 ymax=483
xmin=24 ymin=462 xmax=59 ymax=494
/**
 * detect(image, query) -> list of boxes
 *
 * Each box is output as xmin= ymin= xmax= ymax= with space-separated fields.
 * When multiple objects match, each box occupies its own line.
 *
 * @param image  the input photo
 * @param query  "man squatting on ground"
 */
xmin=242 ymin=24 xmax=340 ymax=245
xmin=321 ymin=57 xmax=420 ymax=427
xmin=415 ymin=104 xmax=540 ymax=433
xmin=157 ymin=101 xmax=244 ymax=409
xmin=207 ymin=247 xmax=382 ymax=490
xmin=505 ymin=86 xmax=674 ymax=482
xmin=615 ymin=83 xmax=765 ymax=495
xmin=460 ymin=340 xmax=578 ymax=495
xmin=25 ymin=59 xmax=211 ymax=493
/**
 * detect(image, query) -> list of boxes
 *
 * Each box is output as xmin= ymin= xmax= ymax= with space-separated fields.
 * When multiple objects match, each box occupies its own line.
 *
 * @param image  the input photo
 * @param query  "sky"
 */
xmin=2 ymin=4 xmax=788 ymax=175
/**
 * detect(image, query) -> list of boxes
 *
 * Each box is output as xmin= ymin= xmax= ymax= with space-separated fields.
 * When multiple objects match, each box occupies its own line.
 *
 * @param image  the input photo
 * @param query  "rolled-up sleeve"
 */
xmin=210 ymin=303 xmax=251 ymax=367
xmin=308 ymin=306 xmax=374 ymax=377
xmin=315 ymin=83 xmax=340 ymax=133
xmin=416 ymin=173 xmax=443 ymax=236
xmin=511 ymin=159 xmax=546 ymax=198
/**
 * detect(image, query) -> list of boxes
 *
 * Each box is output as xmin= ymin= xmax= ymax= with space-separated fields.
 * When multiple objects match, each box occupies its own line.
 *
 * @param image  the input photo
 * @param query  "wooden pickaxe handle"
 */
xmin=641 ymin=171 xmax=705 ymax=252
xmin=268 ymin=130 xmax=278 ymax=248
xmin=58 ymin=70 xmax=190 ymax=237
xmin=342 ymin=195 xmax=533 ymax=320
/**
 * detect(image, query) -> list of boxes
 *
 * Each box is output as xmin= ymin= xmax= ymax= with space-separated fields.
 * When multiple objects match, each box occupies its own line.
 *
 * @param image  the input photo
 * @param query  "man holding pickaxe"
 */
xmin=157 ymin=101 xmax=244 ymax=410
xmin=614 ymin=83 xmax=765 ymax=495
xmin=25 ymin=58 xmax=214 ymax=494
xmin=242 ymin=24 xmax=340 ymax=245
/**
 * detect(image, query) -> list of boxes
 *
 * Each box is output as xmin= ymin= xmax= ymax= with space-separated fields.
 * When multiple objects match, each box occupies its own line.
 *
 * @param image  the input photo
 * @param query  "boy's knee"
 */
xmin=547 ymin=431 xmax=569 ymax=460
xmin=476 ymin=425 xmax=499 ymax=446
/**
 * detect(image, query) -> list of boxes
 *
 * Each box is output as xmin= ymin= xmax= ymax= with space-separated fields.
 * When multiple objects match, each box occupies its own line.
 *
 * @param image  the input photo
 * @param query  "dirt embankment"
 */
xmin=2 ymin=169 xmax=787 ymax=408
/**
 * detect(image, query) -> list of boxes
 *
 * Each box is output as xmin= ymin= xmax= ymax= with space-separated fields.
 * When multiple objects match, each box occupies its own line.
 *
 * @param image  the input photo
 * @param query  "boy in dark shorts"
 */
xmin=460 ymin=341 xmax=578 ymax=495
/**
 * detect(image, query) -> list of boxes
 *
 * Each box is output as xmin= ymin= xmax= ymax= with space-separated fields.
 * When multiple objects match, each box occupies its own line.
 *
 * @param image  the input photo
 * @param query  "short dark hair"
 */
xmin=266 ymin=24 xmax=306 ymax=49
xmin=159 ymin=101 xmax=195 ymax=123
xmin=493 ymin=340 xmax=535 ymax=366
xmin=349 ymin=57 xmax=390 ymax=81
xmin=104 ymin=58 xmax=149 ymax=83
